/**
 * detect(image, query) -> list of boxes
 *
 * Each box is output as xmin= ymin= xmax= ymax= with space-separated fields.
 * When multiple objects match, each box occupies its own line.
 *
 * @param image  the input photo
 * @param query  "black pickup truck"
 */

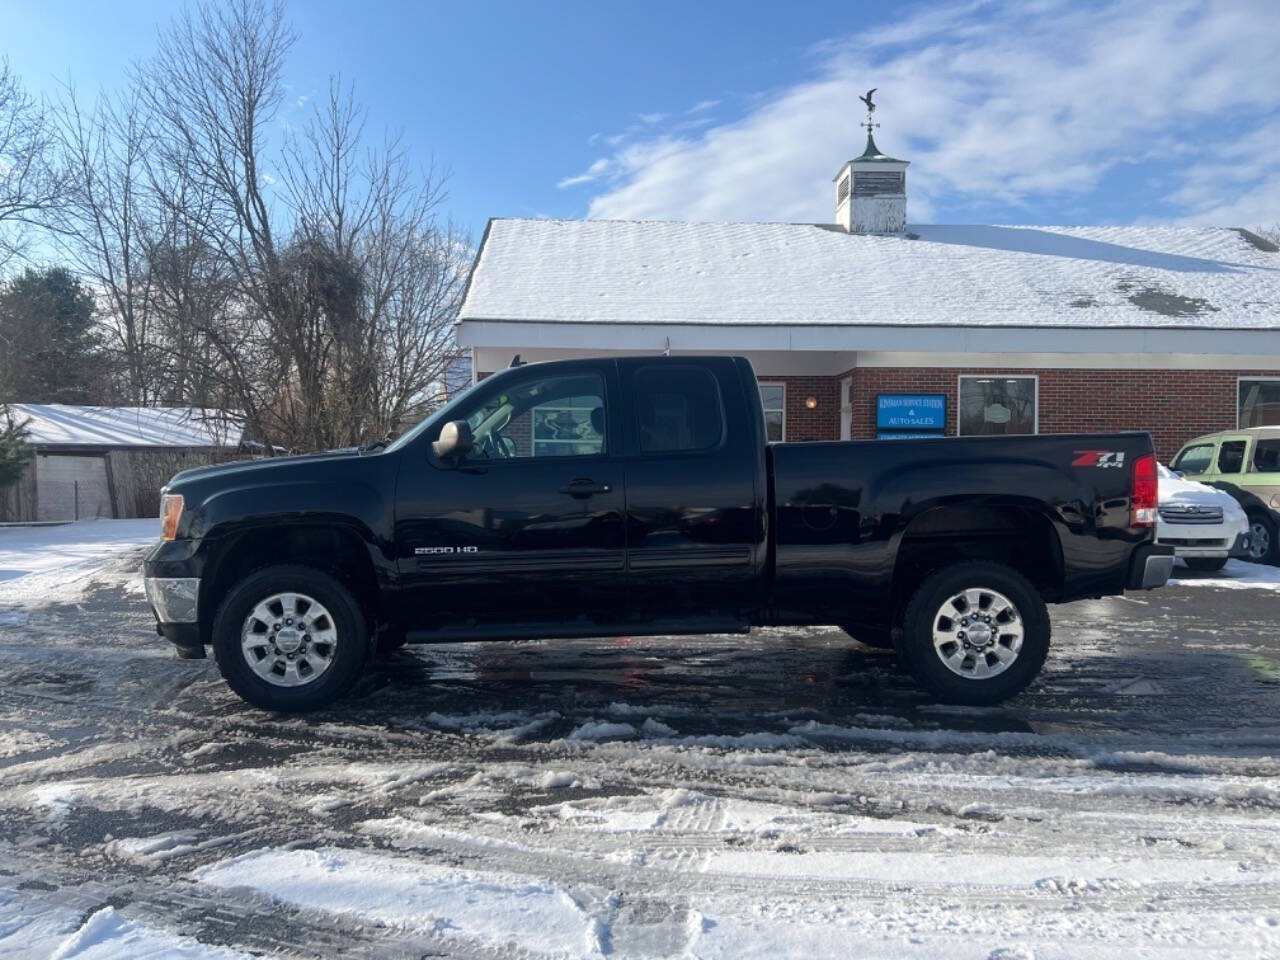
xmin=144 ymin=355 xmax=1173 ymax=711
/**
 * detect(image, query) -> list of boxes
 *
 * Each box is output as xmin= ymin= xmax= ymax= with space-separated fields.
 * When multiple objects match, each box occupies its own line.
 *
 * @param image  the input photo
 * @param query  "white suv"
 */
xmin=1156 ymin=464 xmax=1250 ymax=571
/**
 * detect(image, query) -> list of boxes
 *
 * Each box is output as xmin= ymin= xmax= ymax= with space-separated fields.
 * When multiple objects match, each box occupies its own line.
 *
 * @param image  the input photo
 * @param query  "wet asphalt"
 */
xmin=0 ymin=555 xmax=1277 ymax=956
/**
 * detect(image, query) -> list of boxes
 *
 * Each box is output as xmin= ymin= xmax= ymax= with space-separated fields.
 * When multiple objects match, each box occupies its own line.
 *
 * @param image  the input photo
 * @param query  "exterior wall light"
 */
xmin=805 ymin=396 xmax=818 ymax=410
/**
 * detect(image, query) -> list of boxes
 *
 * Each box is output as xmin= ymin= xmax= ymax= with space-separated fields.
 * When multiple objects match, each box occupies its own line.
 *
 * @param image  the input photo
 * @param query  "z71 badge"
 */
xmin=1072 ymin=450 xmax=1126 ymax=468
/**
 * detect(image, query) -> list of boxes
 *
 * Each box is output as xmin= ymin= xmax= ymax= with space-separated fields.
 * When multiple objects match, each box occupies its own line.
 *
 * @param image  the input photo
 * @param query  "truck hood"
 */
xmin=167 ymin=447 xmax=364 ymax=487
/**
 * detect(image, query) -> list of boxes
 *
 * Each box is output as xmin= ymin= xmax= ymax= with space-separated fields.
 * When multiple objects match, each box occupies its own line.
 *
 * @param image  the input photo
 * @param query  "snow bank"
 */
xmin=50 ymin=906 xmax=248 ymax=959
xmin=567 ymin=719 xmax=638 ymax=741
xmin=195 ymin=847 xmax=609 ymax=956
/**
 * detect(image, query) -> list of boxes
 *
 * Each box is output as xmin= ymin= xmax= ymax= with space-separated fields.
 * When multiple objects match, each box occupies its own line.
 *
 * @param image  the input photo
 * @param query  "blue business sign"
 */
xmin=876 ymin=394 xmax=947 ymax=431
xmin=877 ymin=431 xmax=945 ymax=440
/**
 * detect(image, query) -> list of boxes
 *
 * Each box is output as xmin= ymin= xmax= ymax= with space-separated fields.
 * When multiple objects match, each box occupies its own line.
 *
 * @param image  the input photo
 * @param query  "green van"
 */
xmin=1171 ymin=426 xmax=1280 ymax=564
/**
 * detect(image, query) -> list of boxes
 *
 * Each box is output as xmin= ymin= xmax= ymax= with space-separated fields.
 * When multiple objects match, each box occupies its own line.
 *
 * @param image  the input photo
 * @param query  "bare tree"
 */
xmin=135 ymin=1 xmax=466 ymax=452
xmin=277 ymin=82 xmax=467 ymax=447
xmin=52 ymin=85 xmax=158 ymax=402
xmin=0 ymin=59 xmax=63 ymax=267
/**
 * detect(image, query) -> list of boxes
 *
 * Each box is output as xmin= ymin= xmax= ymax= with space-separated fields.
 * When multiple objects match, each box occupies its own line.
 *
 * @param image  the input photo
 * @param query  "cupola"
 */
xmin=834 ymin=89 xmax=908 ymax=234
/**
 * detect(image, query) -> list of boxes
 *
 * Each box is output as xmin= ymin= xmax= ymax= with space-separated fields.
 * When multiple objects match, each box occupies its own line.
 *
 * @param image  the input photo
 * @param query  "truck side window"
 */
xmin=1216 ymin=440 xmax=1247 ymax=474
xmin=1172 ymin=443 xmax=1215 ymax=475
xmin=634 ymin=366 xmax=724 ymax=454
xmin=459 ymin=373 xmax=606 ymax=459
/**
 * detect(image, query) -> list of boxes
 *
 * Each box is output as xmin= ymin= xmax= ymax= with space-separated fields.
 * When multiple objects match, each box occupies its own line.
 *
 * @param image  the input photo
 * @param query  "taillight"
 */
xmin=1131 ymin=452 xmax=1158 ymax=527
xmin=160 ymin=493 xmax=184 ymax=541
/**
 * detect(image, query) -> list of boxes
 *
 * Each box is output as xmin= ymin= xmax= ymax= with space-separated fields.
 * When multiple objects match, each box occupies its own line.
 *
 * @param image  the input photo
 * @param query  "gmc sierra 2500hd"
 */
xmin=144 ymin=356 xmax=1173 ymax=711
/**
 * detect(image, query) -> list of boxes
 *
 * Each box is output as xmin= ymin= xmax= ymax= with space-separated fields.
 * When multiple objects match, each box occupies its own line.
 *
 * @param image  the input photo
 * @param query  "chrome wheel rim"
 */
xmin=241 ymin=592 xmax=338 ymax=688
xmin=1249 ymin=521 xmax=1271 ymax=560
xmin=931 ymin=587 xmax=1024 ymax=680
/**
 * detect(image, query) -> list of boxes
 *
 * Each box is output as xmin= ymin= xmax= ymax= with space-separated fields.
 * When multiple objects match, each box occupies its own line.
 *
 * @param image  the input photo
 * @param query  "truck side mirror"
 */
xmin=432 ymin=420 xmax=474 ymax=461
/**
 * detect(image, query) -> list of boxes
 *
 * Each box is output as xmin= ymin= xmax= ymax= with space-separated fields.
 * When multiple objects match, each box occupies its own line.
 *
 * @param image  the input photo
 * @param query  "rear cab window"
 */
xmin=633 ymin=365 xmax=725 ymax=454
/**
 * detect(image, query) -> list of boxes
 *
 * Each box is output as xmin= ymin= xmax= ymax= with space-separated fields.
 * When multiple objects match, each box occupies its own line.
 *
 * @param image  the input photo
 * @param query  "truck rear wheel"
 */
xmin=898 ymin=562 xmax=1049 ymax=706
xmin=212 ymin=565 xmax=369 ymax=712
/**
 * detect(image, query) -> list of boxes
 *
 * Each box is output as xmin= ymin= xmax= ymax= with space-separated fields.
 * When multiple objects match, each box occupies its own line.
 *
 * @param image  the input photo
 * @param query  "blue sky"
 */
xmin=4 ymin=0 xmax=1279 ymax=242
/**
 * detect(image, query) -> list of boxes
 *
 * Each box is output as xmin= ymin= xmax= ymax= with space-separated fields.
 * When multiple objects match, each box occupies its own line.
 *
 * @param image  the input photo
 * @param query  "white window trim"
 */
xmin=759 ymin=381 xmax=786 ymax=442
xmin=957 ymin=374 xmax=1039 ymax=436
xmin=1237 ymin=375 xmax=1280 ymax=429
xmin=839 ymin=376 xmax=853 ymax=441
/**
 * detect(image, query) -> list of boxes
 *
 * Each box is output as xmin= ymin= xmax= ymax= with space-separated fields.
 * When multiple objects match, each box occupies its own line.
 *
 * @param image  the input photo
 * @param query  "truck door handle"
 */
xmin=559 ymin=478 xmax=611 ymax=498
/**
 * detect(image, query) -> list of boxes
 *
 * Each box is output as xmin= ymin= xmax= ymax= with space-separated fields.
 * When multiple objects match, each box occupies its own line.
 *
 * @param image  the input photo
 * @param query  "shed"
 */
xmin=1 ymin=405 xmax=242 ymax=522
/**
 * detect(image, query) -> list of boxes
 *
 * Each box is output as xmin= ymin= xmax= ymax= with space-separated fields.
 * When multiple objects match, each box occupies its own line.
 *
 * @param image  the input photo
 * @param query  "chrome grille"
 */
xmin=1158 ymin=504 xmax=1223 ymax=524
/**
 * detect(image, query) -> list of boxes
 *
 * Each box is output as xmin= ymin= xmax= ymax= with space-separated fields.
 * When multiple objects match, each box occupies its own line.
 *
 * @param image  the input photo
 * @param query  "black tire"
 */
xmin=212 ymin=564 xmax=369 ymax=711
xmin=840 ymin=624 xmax=896 ymax=649
xmin=1183 ymin=556 xmax=1228 ymax=572
xmin=898 ymin=562 xmax=1050 ymax=706
xmin=1247 ymin=512 xmax=1278 ymax=565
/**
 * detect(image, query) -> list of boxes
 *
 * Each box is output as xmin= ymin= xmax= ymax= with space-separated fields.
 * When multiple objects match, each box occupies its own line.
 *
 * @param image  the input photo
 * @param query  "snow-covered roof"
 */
xmin=460 ymin=220 xmax=1280 ymax=330
xmin=6 ymin=404 xmax=243 ymax=449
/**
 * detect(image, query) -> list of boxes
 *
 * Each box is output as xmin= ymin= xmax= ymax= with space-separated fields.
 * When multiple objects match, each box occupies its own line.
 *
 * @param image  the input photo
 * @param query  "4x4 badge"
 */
xmin=1072 ymin=450 xmax=1126 ymax=468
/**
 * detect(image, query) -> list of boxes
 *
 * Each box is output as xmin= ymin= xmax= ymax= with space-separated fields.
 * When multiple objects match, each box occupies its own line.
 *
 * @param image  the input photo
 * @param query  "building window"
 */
xmin=1239 ymin=378 xmax=1280 ymax=428
xmin=758 ymin=383 xmax=785 ymax=442
xmin=958 ymin=376 xmax=1037 ymax=436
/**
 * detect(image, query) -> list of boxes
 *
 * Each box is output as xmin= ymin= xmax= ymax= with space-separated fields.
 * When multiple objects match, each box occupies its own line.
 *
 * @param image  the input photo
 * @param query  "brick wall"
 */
xmin=845 ymin=367 xmax=1279 ymax=460
xmin=757 ymin=374 xmax=842 ymax=442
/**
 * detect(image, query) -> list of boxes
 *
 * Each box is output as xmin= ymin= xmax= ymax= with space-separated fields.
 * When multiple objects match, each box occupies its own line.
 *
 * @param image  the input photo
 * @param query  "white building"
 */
xmin=455 ymin=130 xmax=1280 ymax=458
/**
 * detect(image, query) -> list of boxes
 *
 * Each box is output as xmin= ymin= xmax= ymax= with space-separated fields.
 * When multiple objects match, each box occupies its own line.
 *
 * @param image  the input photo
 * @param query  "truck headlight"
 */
xmin=160 ymin=493 xmax=184 ymax=541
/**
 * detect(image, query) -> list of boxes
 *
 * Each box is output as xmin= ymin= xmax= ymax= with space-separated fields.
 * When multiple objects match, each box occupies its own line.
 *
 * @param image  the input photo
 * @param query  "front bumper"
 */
xmin=144 ymin=576 xmax=200 ymax=623
xmin=1126 ymin=543 xmax=1175 ymax=590
xmin=1157 ymin=529 xmax=1251 ymax=559
xmin=1228 ymin=531 xmax=1252 ymax=558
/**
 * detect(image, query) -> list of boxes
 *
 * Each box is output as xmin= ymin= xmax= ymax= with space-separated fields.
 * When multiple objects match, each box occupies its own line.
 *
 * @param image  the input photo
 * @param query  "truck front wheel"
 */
xmin=899 ymin=562 xmax=1049 ymax=706
xmin=212 ymin=565 xmax=369 ymax=711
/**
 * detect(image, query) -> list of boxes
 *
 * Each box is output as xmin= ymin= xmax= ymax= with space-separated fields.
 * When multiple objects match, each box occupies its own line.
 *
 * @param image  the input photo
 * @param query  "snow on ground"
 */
xmin=0 ymin=518 xmax=1278 ymax=957
xmin=0 ymin=895 xmax=248 ymax=960
xmin=0 ymin=519 xmax=156 ymax=612
xmin=1169 ymin=557 xmax=1280 ymax=590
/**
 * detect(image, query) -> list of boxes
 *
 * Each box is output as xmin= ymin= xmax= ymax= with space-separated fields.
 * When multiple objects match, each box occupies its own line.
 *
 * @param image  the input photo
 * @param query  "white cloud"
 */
xmin=557 ymin=157 xmax=611 ymax=189
xmin=636 ymin=112 xmax=667 ymax=125
xmin=578 ymin=0 xmax=1280 ymax=227
xmin=687 ymin=99 xmax=720 ymax=114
